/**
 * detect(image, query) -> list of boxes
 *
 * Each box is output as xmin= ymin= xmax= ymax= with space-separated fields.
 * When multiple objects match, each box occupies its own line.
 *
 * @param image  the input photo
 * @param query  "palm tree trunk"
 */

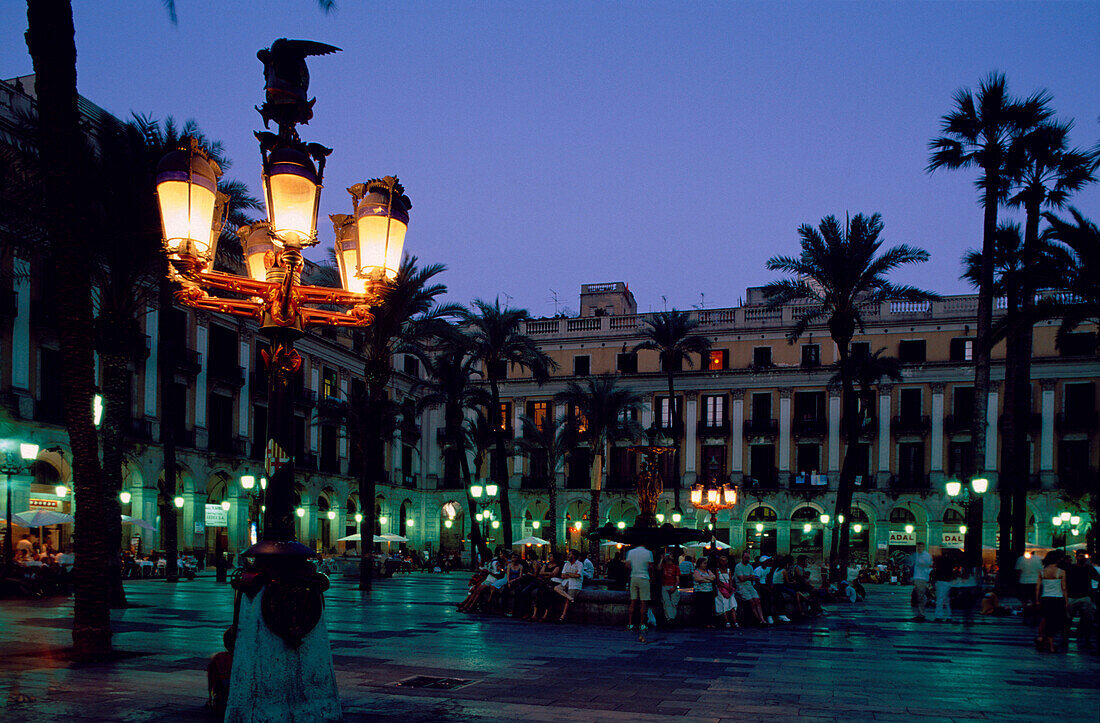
xmin=357 ymin=404 xmax=383 ymax=591
xmin=587 ymin=450 xmax=604 ymax=562
xmin=998 ymin=280 xmax=1023 ymax=592
xmin=101 ymin=350 xmax=130 ymax=608
xmin=546 ymin=467 xmax=558 ymax=551
xmin=667 ymin=373 xmax=681 ymax=510
xmin=832 ymin=339 xmax=859 ymax=576
xmin=971 ymin=187 xmax=1000 ymax=481
xmin=489 ymin=378 xmax=514 ymax=547
xmin=26 ymin=0 xmax=112 ymax=659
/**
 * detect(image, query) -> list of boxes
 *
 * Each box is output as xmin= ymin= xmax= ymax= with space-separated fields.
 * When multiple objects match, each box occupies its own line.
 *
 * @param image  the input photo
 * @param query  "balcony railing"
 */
xmin=163 ymin=427 xmax=197 ymax=448
xmin=319 ymin=456 xmax=342 ymax=474
xmin=743 ymin=418 xmax=778 ymax=438
xmin=209 ymin=363 xmax=245 ymax=387
xmin=888 ymin=473 xmax=930 ymax=491
xmin=296 ymin=389 xmax=317 ymax=408
xmin=841 ymin=414 xmax=877 ymax=439
xmin=127 ymin=418 xmax=153 ymax=441
xmin=792 ymin=418 xmax=827 ymax=438
xmin=167 ymin=346 xmax=202 ymax=376
xmin=943 ymin=414 xmax=973 ymax=435
xmin=1056 ymin=411 xmax=1098 ymax=433
xmin=891 ymin=415 xmax=930 ymax=436
xmin=741 ymin=472 xmax=781 ymax=489
xmin=298 ymin=453 xmax=318 ymax=471
xmin=696 ymin=418 xmax=731 ymax=438
xmin=209 ymin=435 xmax=247 ymax=456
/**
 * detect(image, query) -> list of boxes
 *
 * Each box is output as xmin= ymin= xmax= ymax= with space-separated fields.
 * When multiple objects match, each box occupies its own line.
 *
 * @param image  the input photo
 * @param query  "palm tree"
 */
xmin=514 ymin=413 xmax=572 ymax=551
xmin=830 ymin=348 xmax=903 ymax=430
xmin=632 ymin=309 xmax=711 ymax=509
xmin=927 ymin=73 xmax=1052 ymax=493
xmin=461 ymin=299 xmax=557 ymax=547
xmin=764 ymin=213 xmax=936 ymax=573
xmin=555 ymin=376 xmax=643 ymax=560
xmin=414 ymin=342 xmax=492 ymax=562
xmin=1040 ymin=208 xmax=1100 ymax=334
xmin=351 ymin=256 xmax=457 ymax=590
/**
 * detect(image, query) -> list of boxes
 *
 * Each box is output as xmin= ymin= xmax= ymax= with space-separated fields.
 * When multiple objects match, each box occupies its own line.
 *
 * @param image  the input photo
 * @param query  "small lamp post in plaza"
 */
xmin=1051 ymin=511 xmax=1080 ymax=552
xmin=689 ymin=476 xmax=738 ymax=567
xmin=946 ymin=477 xmax=987 ymax=568
xmin=154 ymin=39 xmax=415 ymax=721
xmin=469 ymin=483 xmax=498 ymax=563
xmin=1 ymin=442 xmax=39 ymax=567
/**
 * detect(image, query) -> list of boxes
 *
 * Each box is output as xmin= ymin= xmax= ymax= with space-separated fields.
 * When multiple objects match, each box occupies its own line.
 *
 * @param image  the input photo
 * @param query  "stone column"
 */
xmin=238 ymin=331 xmax=251 ymax=448
xmin=143 ymin=299 xmax=159 ymax=422
xmin=731 ymin=390 xmax=744 ymax=476
xmin=393 ymin=416 xmax=404 ymax=484
xmin=927 ymin=519 xmax=944 ymax=552
xmin=684 ymin=392 xmax=698 ymax=486
xmin=984 ymin=384 xmax=999 ymax=483
xmin=929 ymin=383 xmax=945 ymax=486
xmin=11 ymin=258 xmax=31 ymax=395
xmin=338 ymin=373 xmax=349 ymax=474
xmin=512 ymin=397 xmax=525 ymax=480
xmin=194 ymin=313 xmax=209 ymax=448
xmin=778 ymin=388 xmax=792 ymax=481
xmin=640 ymin=399 xmax=653 ymax=430
xmin=309 ymin=365 xmax=320 ymax=457
xmin=776 ymin=520 xmax=791 ymax=556
xmin=877 ymin=385 xmax=893 ymax=487
xmin=827 ymin=392 xmax=841 ymax=488
xmin=1039 ymin=379 xmax=1056 ymax=489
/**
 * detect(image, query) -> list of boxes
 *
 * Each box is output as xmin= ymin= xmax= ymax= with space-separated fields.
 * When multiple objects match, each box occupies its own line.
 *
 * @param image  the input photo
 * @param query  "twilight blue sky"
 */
xmin=3 ymin=1 xmax=1099 ymax=317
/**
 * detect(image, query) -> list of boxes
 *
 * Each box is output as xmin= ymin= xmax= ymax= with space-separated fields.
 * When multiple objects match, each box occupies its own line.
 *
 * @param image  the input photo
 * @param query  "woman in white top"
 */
xmin=1035 ymin=551 xmax=1066 ymax=653
xmin=714 ymin=555 xmax=739 ymax=628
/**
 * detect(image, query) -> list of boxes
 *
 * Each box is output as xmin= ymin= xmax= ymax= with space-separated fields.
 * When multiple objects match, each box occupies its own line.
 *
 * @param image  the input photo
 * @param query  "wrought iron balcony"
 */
xmin=697 ymin=418 xmax=731 ymax=438
xmin=943 ymin=414 xmax=973 ymax=435
xmin=891 ymin=415 xmax=930 ymax=436
xmin=841 ymin=414 xmax=877 ymax=439
xmin=743 ymin=418 xmax=778 ymax=438
xmin=792 ymin=417 xmax=827 ymax=438
xmin=209 ymin=363 xmax=245 ymax=387
xmin=1056 ymin=411 xmax=1098 ymax=433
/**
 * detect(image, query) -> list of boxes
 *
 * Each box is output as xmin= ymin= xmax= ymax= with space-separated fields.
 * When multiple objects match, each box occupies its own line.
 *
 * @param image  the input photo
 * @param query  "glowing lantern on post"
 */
xmin=155 ymin=140 xmax=222 ymax=262
xmin=945 ymin=480 xmax=962 ymax=497
xmin=485 ymin=484 xmax=499 ymax=497
xmin=119 ymin=491 xmax=132 ymax=504
xmin=262 ymin=146 xmax=321 ymax=246
xmin=722 ymin=485 xmax=737 ymax=505
xmin=20 ymin=443 xmax=39 ymax=461
xmin=353 ymin=177 xmax=410 ymax=281
xmin=690 ymin=486 xmax=703 ymax=505
xmin=706 ymin=488 xmax=718 ymax=504
xmin=970 ymin=477 xmax=988 ymax=495
xmin=330 ymin=213 xmax=363 ymax=293
xmin=221 ymin=500 xmax=231 ymax=512
xmin=240 ymin=222 xmax=277 ymax=282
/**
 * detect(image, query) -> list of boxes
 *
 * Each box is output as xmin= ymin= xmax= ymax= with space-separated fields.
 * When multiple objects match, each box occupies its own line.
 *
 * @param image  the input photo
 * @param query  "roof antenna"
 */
xmin=661 ymin=295 xmax=668 ymax=311
xmin=549 ymin=289 xmax=562 ymax=316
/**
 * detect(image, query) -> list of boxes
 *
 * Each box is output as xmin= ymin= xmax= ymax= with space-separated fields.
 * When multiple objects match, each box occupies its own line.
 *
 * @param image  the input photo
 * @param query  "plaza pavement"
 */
xmin=0 ymin=573 xmax=1097 ymax=722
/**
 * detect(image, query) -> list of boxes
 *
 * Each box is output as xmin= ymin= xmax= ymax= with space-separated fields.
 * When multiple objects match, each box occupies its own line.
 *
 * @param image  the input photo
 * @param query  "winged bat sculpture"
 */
xmin=256 ymin=38 xmax=341 ymax=135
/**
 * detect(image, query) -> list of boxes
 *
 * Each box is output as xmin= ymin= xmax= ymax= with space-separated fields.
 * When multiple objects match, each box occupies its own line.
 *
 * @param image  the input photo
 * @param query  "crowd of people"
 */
xmin=3 ymin=533 xmax=74 ymax=596
xmin=455 ymin=544 xmax=865 ymax=629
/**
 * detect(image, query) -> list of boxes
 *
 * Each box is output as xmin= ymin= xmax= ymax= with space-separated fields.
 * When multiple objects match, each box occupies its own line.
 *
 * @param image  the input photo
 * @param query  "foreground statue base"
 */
xmin=224 ymin=544 xmax=341 ymax=722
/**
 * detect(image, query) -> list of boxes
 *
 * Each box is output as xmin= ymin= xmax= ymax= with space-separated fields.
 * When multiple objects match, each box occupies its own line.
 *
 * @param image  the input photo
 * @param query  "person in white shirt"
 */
xmin=1015 ymin=551 xmax=1043 ymax=602
xmin=910 ymin=542 xmax=933 ymax=621
xmin=580 ymin=551 xmax=596 ymax=586
xmin=553 ymin=549 xmax=585 ymax=622
xmin=625 ymin=543 xmax=654 ymax=631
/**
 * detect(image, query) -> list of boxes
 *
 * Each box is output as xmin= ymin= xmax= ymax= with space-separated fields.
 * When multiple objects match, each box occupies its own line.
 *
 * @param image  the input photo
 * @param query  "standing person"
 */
xmin=659 ymin=551 xmax=681 ymax=624
xmin=931 ymin=551 xmax=957 ymax=623
xmin=692 ymin=557 xmax=716 ymax=628
xmin=714 ymin=555 xmax=739 ymax=628
xmin=1036 ymin=551 xmax=1067 ymax=653
xmin=678 ymin=553 xmax=695 ymax=589
xmin=734 ymin=550 xmax=768 ymax=625
xmin=910 ymin=542 xmax=933 ymax=621
xmin=625 ymin=542 xmax=655 ymax=632
xmin=1064 ymin=551 xmax=1098 ymax=650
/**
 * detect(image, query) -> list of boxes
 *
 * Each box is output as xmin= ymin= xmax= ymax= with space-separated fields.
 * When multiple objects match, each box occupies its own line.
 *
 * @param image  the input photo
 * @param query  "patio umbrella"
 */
xmin=686 ymin=540 xmax=731 ymax=550
xmin=337 ymin=533 xmax=361 ymax=543
xmin=512 ymin=536 xmax=549 ymax=546
xmin=379 ymin=533 xmax=407 ymax=543
xmin=121 ymin=515 xmax=157 ymax=532
xmin=13 ymin=510 xmax=74 ymax=527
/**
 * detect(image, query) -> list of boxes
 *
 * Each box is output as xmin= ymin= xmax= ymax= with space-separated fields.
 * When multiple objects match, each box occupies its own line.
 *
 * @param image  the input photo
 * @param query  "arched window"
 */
xmin=747 ymin=506 xmax=778 ymax=522
xmin=889 ymin=507 xmax=916 ymax=524
xmin=791 ymin=506 xmax=820 ymax=522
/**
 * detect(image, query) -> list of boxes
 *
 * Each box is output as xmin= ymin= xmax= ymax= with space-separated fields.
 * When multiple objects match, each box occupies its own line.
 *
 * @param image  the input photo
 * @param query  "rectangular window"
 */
xmin=850 ymin=341 xmax=870 ymax=359
xmin=949 ymin=338 xmax=973 ymax=362
xmin=616 ymin=352 xmax=637 ymax=374
xmin=749 ymin=444 xmax=776 ymax=486
xmin=751 ymin=392 xmax=772 ymax=422
xmin=796 ymin=443 xmax=820 ymax=474
xmin=657 ymin=396 xmax=678 ymax=428
xmin=573 ymin=355 xmax=590 ymax=377
xmin=898 ymin=339 xmax=927 ymax=363
xmin=899 ymin=388 xmax=922 ymax=420
xmin=660 ymin=355 xmax=683 ymax=373
xmin=801 ymin=344 xmax=821 ymax=368
xmin=947 ymin=441 xmax=974 ymax=479
xmin=498 ymin=402 xmax=512 ymax=433
xmin=402 ymin=355 xmax=419 ymax=377
xmin=1064 ymin=381 xmax=1096 ymax=422
xmin=701 ymin=445 xmax=726 ymax=478
xmin=707 ymin=349 xmax=728 ymax=371
xmin=322 ymin=367 xmax=337 ymax=399
xmin=526 ymin=401 xmax=549 ymax=431
xmin=1061 ymin=332 xmax=1097 ymax=357
xmin=952 ymin=386 xmax=974 ymax=420
xmin=703 ymin=395 xmax=725 ymax=425
xmin=898 ymin=442 xmax=925 ymax=486
xmin=793 ymin=391 xmax=825 ymax=421
xmin=752 ymin=346 xmax=772 ymax=368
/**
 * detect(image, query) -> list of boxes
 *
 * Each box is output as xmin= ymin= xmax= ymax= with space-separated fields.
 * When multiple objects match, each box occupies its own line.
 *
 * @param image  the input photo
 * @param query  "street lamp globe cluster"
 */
xmin=689 ymin=477 xmax=738 ymax=562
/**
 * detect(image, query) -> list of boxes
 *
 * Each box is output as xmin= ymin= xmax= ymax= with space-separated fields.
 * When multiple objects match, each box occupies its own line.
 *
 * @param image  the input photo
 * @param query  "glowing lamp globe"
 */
xmin=959 ymin=525 xmax=967 ymax=534
xmin=803 ymin=523 xmax=811 ymax=533
xmin=853 ymin=523 xmax=863 ymax=533
xmin=755 ymin=523 xmax=764 ymax=532
xmin=655 ymin=514 xmax=665 ymax=523
xmin=970 ymin=477 xmax=988 ymax=494
xmin=156 ymin=142 xmax=221 ymax=260
xmin=945 ymin=480 xmax=961 ymax=497
xmin=672 ymin=512 xmax=682 ymax=523
xmin=55 ymin=485 xmax=67 ymax=498
xmin=470 ymin=485 xmax=483 ymax=499
xmin=354 ymin=513 xmax=363 ymax=523
xmin=485 ymin=484 xmax=499 ymax=497
xmin=838 ymin=514 xmax=845 ymax=524
xmin=240 ymin=222 xmax=277 ymax=282
xmin=1052 ymin=516 xmax=1062 ymax=527
xmin=532 ymin=521 xmax=541 ymax=529
xmin=327 ymin=510 xmax=336 ymax=521
xmin=262 ymin=146 xmax=321 ymax=246
xmin=353 ymin=177 xmax=410 ymax=280
xmin=819 ymin=514 xmax=830 ymax=525
xmin=1070 ymin=515 xmax=1081 ymax=526
xmin=20 ymin=443 xmax=39 ymax=461
xmin=241 ymin=475 xmax=255 ymax=491
xmin=296 ymin=507 xmax=305 ymax=518
xmin=904 ymin=524 xmax=914 ymax=534
xmin=444 ymin=520 xmax=453 ymax=529
xmin=259 ymin=477 xmax=267 ymax=490
xmin=723 ymin=486 xmax=737 ymax=505
xmin=617 ymin=521 xmax=626 ymax=530
xmin=491 ymin=520 xmax=499 ymax=529
xmin=690 ymin=486 xmax=703 ymax=505
xmin=406 ymin=519 xmax=415 ymax=527
xmin=1060 ymin=511 xmax=1072 ymax=522
xmin=174 ymin=496 xmax=185 ymax=509
xmin=574 ymin=521 xmax=582 ymax=530
xmin=221 ymin=500 xmax=231 ymax=512
xmin=706 ymin=488 xmax=719 ymax=504
xmin=119 ymin=491 xmax=132 ymax=504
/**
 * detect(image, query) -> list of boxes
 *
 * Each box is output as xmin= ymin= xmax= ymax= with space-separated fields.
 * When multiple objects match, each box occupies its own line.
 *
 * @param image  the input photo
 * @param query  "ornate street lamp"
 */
xmin=689 ymin=475 xmax=738 ymax=565
xmin=1 ymin=441 xmax=39 ymax=566
xmin=153 ymin=38 xmax=411 ymax=721
xmin=945 ymin=477 xmax=987 ymax=566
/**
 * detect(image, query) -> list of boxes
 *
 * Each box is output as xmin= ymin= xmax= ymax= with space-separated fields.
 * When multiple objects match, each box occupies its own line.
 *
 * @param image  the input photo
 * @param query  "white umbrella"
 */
xmin=379 ymin=533 xmax=407 ymax=543
xmin=337 ymin=533 xmax=361 ymax=542
xmin=14 ymin=510 xmax=74 ymax=527
xmin=601 ymin=540 xmax=626 ymax=547
xmin=687 ymin=540 xmax=731 ymax=550
xmin=513 ymin=536 xmax=549 ymax=546
xmin=121 ymin=515 xmax=157 ymax=532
